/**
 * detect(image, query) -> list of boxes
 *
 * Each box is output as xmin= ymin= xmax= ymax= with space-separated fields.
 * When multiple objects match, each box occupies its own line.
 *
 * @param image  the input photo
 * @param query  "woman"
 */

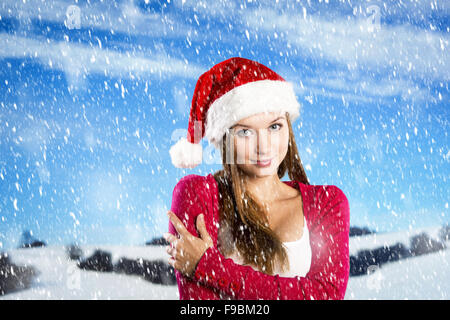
xmin=165 ymin=57 xmax=350 ymax=300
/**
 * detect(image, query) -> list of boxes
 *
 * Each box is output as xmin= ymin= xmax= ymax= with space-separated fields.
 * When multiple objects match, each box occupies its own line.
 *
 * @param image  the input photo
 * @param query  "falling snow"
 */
xmin=0 ymin=0 xmax=448 ymax=300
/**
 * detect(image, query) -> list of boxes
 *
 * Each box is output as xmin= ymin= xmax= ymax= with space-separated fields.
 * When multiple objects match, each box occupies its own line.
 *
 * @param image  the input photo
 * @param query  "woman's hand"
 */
xmin=164 ymin=211 xmax=213 ymax=277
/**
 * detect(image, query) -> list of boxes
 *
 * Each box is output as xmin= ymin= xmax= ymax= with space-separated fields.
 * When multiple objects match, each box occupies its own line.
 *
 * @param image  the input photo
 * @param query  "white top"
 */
xmin=222 ymin=216 xmax=311 ymax=277
xmin=276 ymin=215 xmax=311 ymax=277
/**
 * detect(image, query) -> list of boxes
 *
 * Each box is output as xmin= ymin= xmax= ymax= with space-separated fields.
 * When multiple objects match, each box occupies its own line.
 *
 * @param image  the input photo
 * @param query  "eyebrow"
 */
xmin=231 ymin=116 xmax=285 ymax=129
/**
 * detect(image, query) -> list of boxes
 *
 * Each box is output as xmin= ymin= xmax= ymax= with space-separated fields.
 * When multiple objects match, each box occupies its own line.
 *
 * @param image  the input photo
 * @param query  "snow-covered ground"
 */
xmin=346 ymin=226 xmax=450 ymax=299
xmin=0 ymin=245 xmax=179 ymax=300
xmin=1 ymin=226 xmax=449 ymax=300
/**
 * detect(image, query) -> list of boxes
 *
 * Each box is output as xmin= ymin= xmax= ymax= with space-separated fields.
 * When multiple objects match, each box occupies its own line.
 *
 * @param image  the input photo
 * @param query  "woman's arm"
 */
xmin=168 ymin=174 xmax=221 ymax=300
xmin=192 ymin=185 xmax=350 ymax=300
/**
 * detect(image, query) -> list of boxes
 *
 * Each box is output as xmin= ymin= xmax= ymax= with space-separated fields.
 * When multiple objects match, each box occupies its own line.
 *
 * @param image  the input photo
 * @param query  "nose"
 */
xmin=255 ymin=129 xmax=270 ymax=156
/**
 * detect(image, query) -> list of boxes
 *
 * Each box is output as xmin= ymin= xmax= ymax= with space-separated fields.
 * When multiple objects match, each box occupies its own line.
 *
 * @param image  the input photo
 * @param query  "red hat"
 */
xmin=169 ymin=57 xmax=301 ymax=168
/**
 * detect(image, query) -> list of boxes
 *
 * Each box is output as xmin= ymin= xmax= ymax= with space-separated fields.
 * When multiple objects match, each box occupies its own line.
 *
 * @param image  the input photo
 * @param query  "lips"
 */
xmin=253 ymin=158 xmax=272 ymax=167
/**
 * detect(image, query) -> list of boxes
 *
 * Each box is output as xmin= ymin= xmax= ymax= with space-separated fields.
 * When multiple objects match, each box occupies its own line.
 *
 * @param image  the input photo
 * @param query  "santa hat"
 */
xmin=169 ymin=57 xmax=301 ymax=168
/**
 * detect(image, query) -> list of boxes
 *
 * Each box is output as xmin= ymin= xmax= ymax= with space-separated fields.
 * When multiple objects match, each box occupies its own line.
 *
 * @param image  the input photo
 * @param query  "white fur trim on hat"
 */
xmin=204 ymin=79 xmax=301 ymax=150
xmin=169 ymin=137 xmax=203 ymax=168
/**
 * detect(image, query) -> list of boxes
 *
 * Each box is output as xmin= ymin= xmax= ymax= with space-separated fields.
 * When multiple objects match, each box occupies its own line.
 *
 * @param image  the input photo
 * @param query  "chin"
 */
xmin=239 ymin=164 xmax=279 ymax=177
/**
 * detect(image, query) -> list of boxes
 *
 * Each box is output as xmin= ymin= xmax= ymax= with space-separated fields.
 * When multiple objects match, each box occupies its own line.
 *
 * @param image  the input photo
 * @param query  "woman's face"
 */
xmin=227 ymin=111 xmax=289 ymax=178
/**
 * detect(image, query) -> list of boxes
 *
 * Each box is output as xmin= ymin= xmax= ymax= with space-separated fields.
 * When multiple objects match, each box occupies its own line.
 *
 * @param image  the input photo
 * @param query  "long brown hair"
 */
xmin=213 ymin=112 xmax=310 ymax=275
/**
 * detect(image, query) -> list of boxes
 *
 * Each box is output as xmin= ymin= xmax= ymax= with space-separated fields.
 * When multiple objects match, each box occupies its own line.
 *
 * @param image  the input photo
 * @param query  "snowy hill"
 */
xmin=346 ymin=226 xmax=450 ymax=299
xmin=1 ymin=226 xmax=449 ymax=300
xmin=0 ymin=245 xmax=178 ymax=300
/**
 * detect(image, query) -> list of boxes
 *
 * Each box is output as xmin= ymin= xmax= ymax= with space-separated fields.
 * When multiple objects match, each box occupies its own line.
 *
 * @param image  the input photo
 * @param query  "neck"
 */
xmin=242 ymin=173 xmax=285 ymax=203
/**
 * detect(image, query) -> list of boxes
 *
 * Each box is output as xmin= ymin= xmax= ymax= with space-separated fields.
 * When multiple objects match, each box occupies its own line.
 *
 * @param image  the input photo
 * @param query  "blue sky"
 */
xmin=0 ymin=0 xmax=448 ymax=250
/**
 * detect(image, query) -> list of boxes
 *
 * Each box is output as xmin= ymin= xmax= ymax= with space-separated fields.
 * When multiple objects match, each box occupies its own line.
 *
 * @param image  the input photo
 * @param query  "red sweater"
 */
xmin=168 ymin=173 xmax=350 ymax=300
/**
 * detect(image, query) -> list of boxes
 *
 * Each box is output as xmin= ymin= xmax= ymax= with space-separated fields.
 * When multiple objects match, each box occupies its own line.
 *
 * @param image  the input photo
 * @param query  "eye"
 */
xmin=237 ymin=129 xmax=253 ymax=137
xmin=269 ymin=123 xmax=282 ymax=131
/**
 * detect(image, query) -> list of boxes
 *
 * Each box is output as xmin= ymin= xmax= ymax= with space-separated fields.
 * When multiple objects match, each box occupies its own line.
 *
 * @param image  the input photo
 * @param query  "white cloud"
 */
xmin=238 ymin=7 xmax=447 ymax=105
xmin=1 ymin=1 xmax=445 ymax=104
xmin=0 ymin=33 xmax=204 ymax=89
xmin=0 ymin=0 xmax=199 ymax=39
xmin=293 ymin=71 xmax=432 ymax=103
xmin=173 ymin=0 xmax=238 ymax=17
xmin=245 ymin=8 xmax=449 ymax=81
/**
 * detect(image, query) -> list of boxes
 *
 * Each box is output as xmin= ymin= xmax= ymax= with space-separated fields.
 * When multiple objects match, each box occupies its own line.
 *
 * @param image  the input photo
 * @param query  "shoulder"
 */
xmin=176 ymin=173 xmax=206 ymax=184
xmin=172 ymin=174 xmax=216 ymax=208
xmin=321 ymin=185 xmax=349 ymax=204
xmin=170 ymin=174 xmax=213 ymax=235
xmin=305 ymin=183 xmax=348 ymax=206
xmin=299 ymin=182 xmax=348 ymax=203
xmin=301 ymin=183 xmax=350 ymax=226
xmin=173 ymin=174 xmax=211 ymax=194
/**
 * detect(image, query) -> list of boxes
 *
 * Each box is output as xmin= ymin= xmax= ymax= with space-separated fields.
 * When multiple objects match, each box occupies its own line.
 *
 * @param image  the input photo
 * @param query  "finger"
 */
xmin=166 ymin=245 xmax=176 ymax=257
xmin=168 ymin=256 xmax=176 ymax=269
xmin=167 ymin=211 xmax=189 ymax=238
xmin=169 ymin=257 xmax=183 ymax=273
xmin=196 ymin=214 xmax=207 ymax=238
xmin=196 ymin=214 xmax=213 ymax=245
xmin=166 ymin=241 xmax=182 ymax=259
xmin=163 ymin=232 xmax=178 ymax=246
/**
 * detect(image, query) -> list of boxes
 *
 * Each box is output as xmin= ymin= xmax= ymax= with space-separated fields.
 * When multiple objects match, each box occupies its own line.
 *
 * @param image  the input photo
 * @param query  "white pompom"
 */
xmin=169 ymin=137 xmax=203 ymax=168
